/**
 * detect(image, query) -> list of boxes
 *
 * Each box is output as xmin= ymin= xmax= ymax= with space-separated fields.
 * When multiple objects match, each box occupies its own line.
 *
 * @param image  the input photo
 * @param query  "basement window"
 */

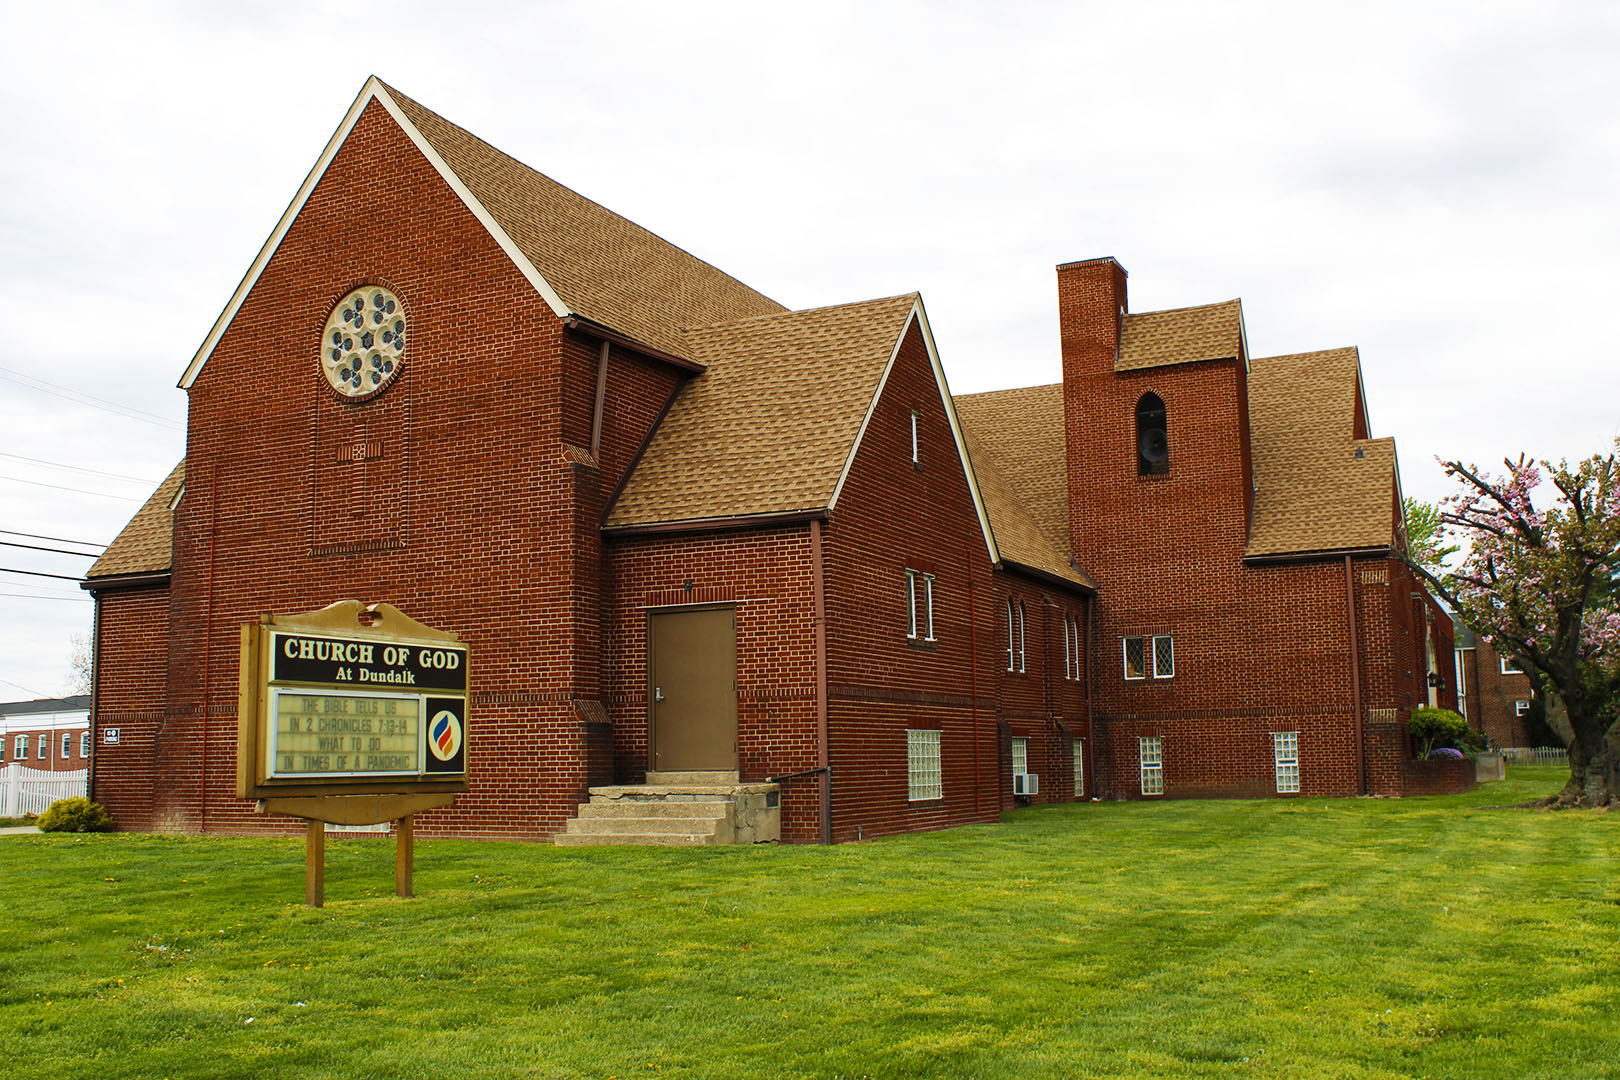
xmin=1139 ymin=736 xmax=1164 ymax=796
xmin=907 ymin=728 xmax=942 ymax=801
xmin=1273 ymin=731 xmax=1300 ymax=794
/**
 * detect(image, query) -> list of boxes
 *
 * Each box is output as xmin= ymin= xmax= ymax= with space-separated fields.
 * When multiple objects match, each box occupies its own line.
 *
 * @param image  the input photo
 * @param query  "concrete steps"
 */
xmin=554 ymin=780 xmax=780 ymax=846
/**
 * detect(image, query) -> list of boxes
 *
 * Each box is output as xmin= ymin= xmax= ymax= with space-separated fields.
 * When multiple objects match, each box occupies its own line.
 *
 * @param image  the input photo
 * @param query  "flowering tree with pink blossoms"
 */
xmin=1409 ymin=444 xmax=1620 ymax=808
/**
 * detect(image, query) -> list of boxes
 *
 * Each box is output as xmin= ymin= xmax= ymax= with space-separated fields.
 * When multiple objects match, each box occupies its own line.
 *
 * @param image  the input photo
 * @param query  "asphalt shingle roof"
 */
xmin=87 ymin=462 xmax=184 ymax=579
xmin=1116 ymin=299 xmax=1244 ymax=371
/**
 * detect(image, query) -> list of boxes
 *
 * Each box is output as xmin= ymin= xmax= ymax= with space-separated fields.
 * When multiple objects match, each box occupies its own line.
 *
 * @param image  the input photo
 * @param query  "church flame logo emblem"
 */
xmin=428 ymin=709 xmax=462 ymax=762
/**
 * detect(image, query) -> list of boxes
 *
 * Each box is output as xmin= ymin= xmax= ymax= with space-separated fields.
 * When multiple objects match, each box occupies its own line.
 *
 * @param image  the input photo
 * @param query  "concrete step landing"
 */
xmin=555 ymin=779 xmax=780 ymax=847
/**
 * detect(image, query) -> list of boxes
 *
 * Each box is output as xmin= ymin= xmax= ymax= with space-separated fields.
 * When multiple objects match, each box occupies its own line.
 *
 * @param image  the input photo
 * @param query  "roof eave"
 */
xmin=602 ymin=508 xmax=827 ymax=537
xmin=1242 ymin=545 xmax=1391 ymax=566
xmin=562 ymin=315 xmax=705 ymax=373
xmin=995 ymin=558 xmax=1098 ymax=596
xmin=82 ymin=570 xmax=172 ymax=592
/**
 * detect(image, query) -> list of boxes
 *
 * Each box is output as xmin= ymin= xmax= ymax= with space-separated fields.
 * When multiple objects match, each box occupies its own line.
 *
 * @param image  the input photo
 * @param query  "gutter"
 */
xmin=562 ymin=315 xmax=705 ymax=374
xmin=1243 ymin=545 xmax=1390 ymax=567
xmin=995 ymin=558 xmax=1098 ymax=596
xmin=604 ymin=509 xmax=829 ymax=538
xmin=81 ymin=570 xmax=172 ymax=592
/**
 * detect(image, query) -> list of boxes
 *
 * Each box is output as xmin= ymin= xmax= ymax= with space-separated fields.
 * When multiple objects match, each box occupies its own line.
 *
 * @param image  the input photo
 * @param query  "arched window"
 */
xmin=1005 ymin=599 xmax=1027 ymax=673
xmin=1136 ymin=392 xmax=1168 ymax=476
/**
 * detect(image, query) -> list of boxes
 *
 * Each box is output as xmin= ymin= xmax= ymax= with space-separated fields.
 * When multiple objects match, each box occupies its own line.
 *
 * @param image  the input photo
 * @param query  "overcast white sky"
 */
xmin=1 ymin=0 xmax=1617 ymax=699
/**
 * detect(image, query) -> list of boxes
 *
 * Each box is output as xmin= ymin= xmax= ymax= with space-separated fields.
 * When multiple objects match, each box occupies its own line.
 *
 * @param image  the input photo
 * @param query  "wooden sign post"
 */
xmin=238 ymin=601 xmax=470 ymax=906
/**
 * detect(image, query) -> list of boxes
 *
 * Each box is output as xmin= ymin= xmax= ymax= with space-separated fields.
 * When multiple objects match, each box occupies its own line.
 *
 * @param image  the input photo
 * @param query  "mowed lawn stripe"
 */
xmin=0 ymin=766 xmax=1613 ymax=1079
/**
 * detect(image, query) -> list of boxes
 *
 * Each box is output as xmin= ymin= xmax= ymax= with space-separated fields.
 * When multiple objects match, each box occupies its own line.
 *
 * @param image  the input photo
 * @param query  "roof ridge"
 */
xmin=682 ymin=292 xmax=918 ymax=334
xmin=955 ymin=382 xmax=1062 ymax=404
xmin=1125 ymin=297 xmax=1241 ymax=319
xmin=379 ymin=79 xmax=785 ymax=315
xmin=1251 ymin=345 xmax=1360 ymax=364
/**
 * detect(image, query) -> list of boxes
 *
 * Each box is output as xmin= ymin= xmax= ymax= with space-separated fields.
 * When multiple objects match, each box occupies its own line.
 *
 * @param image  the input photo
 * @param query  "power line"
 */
xmin=0 ymin=474 xmax=141 ymax=501
xmin=0 ymin=566 xmax=86 ymax=582
xmin=0 ymin=362 xmax=184 ymax=431
xmin=0 ymin=529 xmax=107 ymax=549
xmin=0 ymin=676 xmax=53 ymax=698
xmin=0 ymin=592 xmax=91 ymax=601
xmin=0 ymin=451 xmax=158 ymax=484
xmin=0 ymin=540 xmax=100 ymax=558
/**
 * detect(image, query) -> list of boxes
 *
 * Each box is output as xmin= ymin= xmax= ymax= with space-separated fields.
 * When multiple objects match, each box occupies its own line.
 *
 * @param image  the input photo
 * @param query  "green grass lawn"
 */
xmin=1 ymin=767 xmax=1615 ymax=1080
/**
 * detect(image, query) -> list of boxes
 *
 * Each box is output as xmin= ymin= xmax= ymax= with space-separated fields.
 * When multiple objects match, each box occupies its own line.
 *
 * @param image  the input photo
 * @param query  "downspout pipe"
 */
xmin=1345 ymin=554 xmax=1365 ymax=795
xmin=810 ymin=519 xmax=831 ymax=844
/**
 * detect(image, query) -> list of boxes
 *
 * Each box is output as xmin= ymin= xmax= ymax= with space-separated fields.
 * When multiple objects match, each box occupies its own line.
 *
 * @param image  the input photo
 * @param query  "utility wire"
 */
xmin=0 ymin=676 xmax=53 ymax=698
xmin=0 ymin=474 xmax=140 ymax=501
xmin=0 ymin=592 xmax=91 ymax=601
xmin=0 ymin=566 xmax=86 ymax=582
xmin=0 ymin=529 xmax=107 ymax=549
xmin=0 ymin=362 xmax=184 ymax=431
xmin=0 ymin=540 xmax=99 ymax=558
xmin=0 ymin=451 xmax=158 ymax=484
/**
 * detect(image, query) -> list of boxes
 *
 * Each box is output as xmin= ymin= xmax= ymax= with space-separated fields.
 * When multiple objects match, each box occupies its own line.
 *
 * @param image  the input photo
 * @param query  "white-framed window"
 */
xmin=1073 ymin=737 xmax=1084 ymax=797
xmin=910 ymin=410 xmax=921 ymax=465
xmin=61 ymin=733 xmax=72 ymax=759
xmin=1273 ymin=731 xmax=1300 ymax=794
xmin=1063 ymin=615 xmax=1083 ymax=681
xmin=1011 ymin=736 xmax=1028 ymax=776
xmin=1501 ymin=655 xmax=1524 ymax=675
xmin=80 ymin=731 xmax=89 ymax=758
xmin=37 ymin=735 xmax=47 ymax=760
xmin=1124 ymin=634 xmax=1174 ymax=680
xmin=907 ymin=728 xmax=942 ymax=801
xmin=1515 ymin=699 xmax=1531 ymax=718
xmin=905 ymin=570 xmax=935 ymax=641
xmin=1139 ymin=736 xmax=1163 ymax=796
xmin=13 ymin=735 xmax=26 ymax=760
xmin=1005 ymin=600 xmax=1026 ymax=672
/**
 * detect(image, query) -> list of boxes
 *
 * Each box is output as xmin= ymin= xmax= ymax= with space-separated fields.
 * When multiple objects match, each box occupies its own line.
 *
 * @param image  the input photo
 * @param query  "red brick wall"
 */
xmin=2 ymin=726 xmax=88 ymax=772
xmin=1056 ymin=259 xmax=1445 ymax=800
xmin=1471 ymin=638 xmax=1535 ymax=747
xmin=1401 ymin=756 xmax=1476 ymax=796
xmin=88 ymin=586 xmax=169 ymax=825
xmin=157 ymin=99 xmax=679 ymax=839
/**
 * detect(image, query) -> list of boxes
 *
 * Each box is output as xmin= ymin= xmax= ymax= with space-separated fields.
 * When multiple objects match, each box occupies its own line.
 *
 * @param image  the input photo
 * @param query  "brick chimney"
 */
xmin=1058 ymin=257 xmax=1128 ymax=565
xmin=1057 ymin=257 xmax=1128 ymax=382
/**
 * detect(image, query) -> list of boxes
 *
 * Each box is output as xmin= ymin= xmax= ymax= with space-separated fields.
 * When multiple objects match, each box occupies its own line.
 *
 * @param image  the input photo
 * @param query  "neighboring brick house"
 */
xmin=0 ymin=696 xmax=91 ymax=773
xmin=960 ymin=259 xmax=1458 ymax=800
xmin=83 ymin=79 xmax=1456 ymax=842
xmin=1453 ymin=626 xmax=1537 ymax=748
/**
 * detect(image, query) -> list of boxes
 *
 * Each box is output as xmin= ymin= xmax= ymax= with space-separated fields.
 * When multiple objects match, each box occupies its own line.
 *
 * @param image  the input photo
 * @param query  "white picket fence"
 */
xmin=0 ymin=763 xmax=87 ymax=818
xmin=1501 ymin=747 xmax=1570 ymax=767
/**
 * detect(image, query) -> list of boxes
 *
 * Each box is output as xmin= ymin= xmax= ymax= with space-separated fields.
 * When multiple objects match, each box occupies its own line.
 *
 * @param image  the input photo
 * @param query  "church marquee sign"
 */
xmin=238 ymin=601 xmax=469 ymax=799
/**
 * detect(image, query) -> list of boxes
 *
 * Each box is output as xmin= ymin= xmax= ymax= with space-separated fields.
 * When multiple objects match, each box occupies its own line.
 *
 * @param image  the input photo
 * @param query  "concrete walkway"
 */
xmin=0 ymin=826 xmax=41 ymax=835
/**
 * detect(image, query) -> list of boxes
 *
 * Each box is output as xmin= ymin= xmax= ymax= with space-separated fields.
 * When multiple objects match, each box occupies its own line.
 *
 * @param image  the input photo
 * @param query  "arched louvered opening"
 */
xmin=1136 ymin=392 xmax=1169 ymax=476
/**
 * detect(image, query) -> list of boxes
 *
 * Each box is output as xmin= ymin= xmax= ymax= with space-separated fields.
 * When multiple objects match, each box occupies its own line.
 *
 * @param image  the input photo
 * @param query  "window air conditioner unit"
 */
xmin=1014 ymin=772 xmax=1038 ymax=796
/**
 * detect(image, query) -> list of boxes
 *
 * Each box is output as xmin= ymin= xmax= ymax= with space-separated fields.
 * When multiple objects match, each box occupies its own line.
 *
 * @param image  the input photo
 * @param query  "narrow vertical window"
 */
xmin=1011 ymin=736 xmax=1029 ymax=777
xmin=62 ymin=733 xmax=72 ymax=759
xmin=1136 ymin=392 xmax=1169 ymax=475
xmin=1123 ymin=636 xmax=1146 ymax=680
xmin=1017 ymin=602 xmax=1027 ymax=673
xmin=1139 ymin=736 xmax=1164 ymax=796
xmin=37 ymin=736 xmax=46 ymax=760
xmin=922 ymin=574 xmax=936 ymax=642
xmin=81 ymin=731 xmax=89 ymax=758
xmin=1152 ymin=635 xmax=1174 ymax=679
xmin=1073 ymin=737 xmax=1085 ymax=797
xmin=905 ymin=570 xmax=918 ymax=639
xmin=1273 ymin=731 xmax=1300 ymax=794
xmin=1006 ymin=600 xmax=1016 ymax=671
xmin=910 ymin=410 xmax=921 ymax=466
xmin=13 ymin=735 xmax=25 ymax=760
xmin=907 ymin=728 xmax=941 ymax=800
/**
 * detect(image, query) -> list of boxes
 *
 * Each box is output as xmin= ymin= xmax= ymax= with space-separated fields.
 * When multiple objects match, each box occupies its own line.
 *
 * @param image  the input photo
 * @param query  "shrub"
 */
xmin=36 ymin=797 xmax=114 ymax=833
xmin=1407 ymin=707 xmax=1482 ymax=759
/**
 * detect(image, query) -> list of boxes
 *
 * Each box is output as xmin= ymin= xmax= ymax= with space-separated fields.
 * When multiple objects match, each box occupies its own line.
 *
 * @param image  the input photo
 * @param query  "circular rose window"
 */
xmin=320 ymin=286 xmax=406 ymax=399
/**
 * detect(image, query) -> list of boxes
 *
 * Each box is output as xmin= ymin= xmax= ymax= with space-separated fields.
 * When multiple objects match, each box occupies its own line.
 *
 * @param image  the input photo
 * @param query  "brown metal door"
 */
xmin=649 ymin=606 xmax=738 ymax=771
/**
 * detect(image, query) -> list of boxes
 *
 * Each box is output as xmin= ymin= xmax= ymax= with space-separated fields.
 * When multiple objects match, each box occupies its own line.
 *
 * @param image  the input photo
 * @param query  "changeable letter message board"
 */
xmin=238 ymin=602 xmax=469 ymax=799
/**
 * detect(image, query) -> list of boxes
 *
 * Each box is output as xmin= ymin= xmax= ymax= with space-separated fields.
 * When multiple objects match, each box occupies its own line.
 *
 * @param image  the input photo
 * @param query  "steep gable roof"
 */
xmin=1116 ymin=298 xmax=1244 ymax=371
xmin=1245 ymin=347 xmax=1398 ymax=557
xmin=180 ymin=77 xmax=782 ymax=387
xmin=86 ymin=461 xmax=184 ymax=580
xmin=605 ymin=294 xmax=920 ymax=528
xmin=953 ymin=384 xmax=1096 ymax=591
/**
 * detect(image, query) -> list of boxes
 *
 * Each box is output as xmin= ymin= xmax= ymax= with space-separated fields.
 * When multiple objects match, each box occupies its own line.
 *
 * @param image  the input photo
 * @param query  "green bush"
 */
xmin=1407 ymin=707 xmax=1482 ymax=759
xmin=36 ymin=797 xmax=114 ymax=833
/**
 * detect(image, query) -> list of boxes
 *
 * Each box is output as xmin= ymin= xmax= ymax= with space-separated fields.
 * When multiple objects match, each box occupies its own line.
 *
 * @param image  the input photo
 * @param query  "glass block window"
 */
xmin=81 ymin=731 xmax=90 ymax=758
xmin=907 ymin=729 xmax=941 ymax=801
xmin=1273 ymin=731 xmax=1300 ymax=794
xmin=1123 ymin=636 xmax=1146 ymax=680
xmin=1073 ymin=737 xmax=1084 ymax=797
xmin=1139 ymin=736 xmax=1163 ymax=796
xmin=1011 ymin=736 xmax=1028 ymax=776
xmin=1152 ymin=635 xmax=1174 ymax=679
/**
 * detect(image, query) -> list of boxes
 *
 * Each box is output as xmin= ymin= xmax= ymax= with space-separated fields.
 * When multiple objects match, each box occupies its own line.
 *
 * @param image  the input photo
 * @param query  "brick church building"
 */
xmin=83 ymin=78 xmax=1457 ymax=843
